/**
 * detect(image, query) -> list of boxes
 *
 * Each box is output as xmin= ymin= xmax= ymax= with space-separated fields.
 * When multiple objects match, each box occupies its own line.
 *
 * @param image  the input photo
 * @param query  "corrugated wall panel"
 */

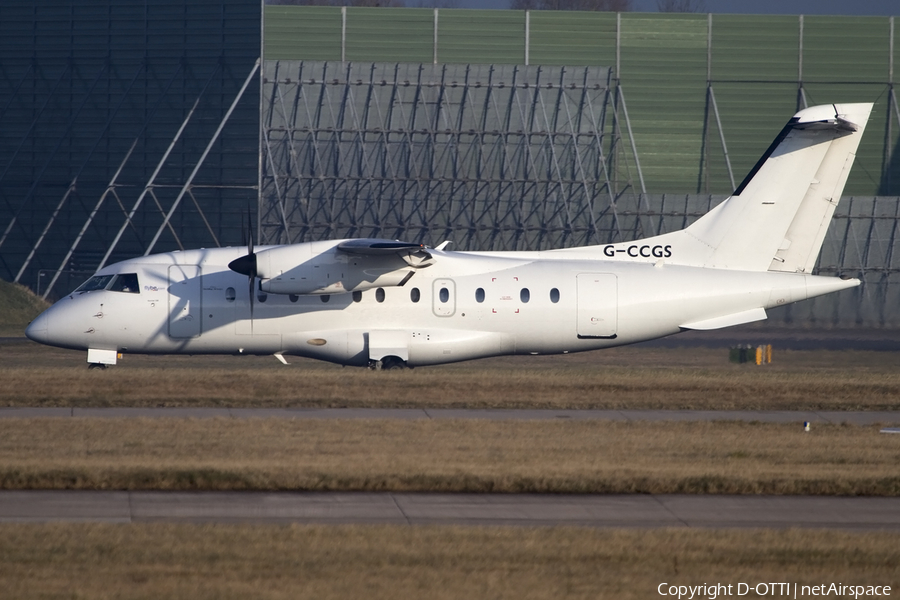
xmin=265 ymin=6 xmax=341 ymax=61
xmin=618 ymin=14 xmax=708 ymax=192
xmin=708 ymin=15 xmax=801 ymax=192
xmin=528 ymin=11 xmax=617 ymax=66
xmin=347 ymin=8 xmax=433 ymax=64
xmin=262 ymin=6 xmax=899 ymax=197
xmin=803 ymin=16 xmax=890 ymax=84
xmin=711 ymin=15 xmax=799 ymax=82
xmin=438 ymin=10 xmax=525 ymax=65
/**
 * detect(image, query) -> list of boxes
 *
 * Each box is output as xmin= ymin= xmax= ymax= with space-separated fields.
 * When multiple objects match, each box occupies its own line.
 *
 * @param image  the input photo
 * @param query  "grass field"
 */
xmin=1 ymin=418 xmax=898 ymax=494
xmin=0 ymin=280 xmax=48 ymax=338
xmin=1 ymin=524 xmax=898 ymax=599
xmin=3 ymin=315 xmax=899 ymax=592
xmin=2 ymin=339 xmax=900 ymax=410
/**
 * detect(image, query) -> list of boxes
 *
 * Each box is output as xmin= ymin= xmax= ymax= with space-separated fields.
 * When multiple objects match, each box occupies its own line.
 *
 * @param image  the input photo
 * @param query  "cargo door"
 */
xmin=168 ymin=265 xmax=202 ymax=338
xmin=576 ymin=273 xmax=617 ymax=339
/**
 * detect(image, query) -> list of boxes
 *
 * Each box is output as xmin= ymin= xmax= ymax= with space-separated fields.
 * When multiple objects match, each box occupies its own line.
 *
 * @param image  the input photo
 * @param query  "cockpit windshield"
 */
xmin=74 ymin=273 xmax=140 ymax=294
xmin=74 ymin=275 xmax=115 ymax=293
xmin=109 ymin=273 xmax=140 ymax=293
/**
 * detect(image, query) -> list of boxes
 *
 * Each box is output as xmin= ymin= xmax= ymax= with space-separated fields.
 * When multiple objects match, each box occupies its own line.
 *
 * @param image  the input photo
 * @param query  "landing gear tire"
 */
xmin=368 ymin=356 xmax=408 ymax=371
xmin=382 ymin=356 xmax=407 ymax=370
xmin=87 ymin=363 xmax=108 ymax=370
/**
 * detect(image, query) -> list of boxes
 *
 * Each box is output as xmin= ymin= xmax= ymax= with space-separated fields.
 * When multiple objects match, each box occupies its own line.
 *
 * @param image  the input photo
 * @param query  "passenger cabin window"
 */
xmin=320 ymin=294 xmax=330 ymax=303
xmin=550 ymin=288 xmax=560 ymax=303
xmin=257 ymin=290 xmax=268 ymax=303
xmin=520 ymin=288 xmax=530 ymax=303
xmin=225 ymin=287 xmax=236 ymax=302
xmin=376 ymin=288 xmax=385 ymax=303
xmin=439 ymin=287 xmax=449 ymax=303
xmin=410 ymin=288 xmax=420 ymax=303
xmin=475 ymin=288 xmax=485 ymax=303
xmin=289 ymin=294 xmax=299 ymax=303
xmin=74 ymin=274 xmax=114 ymax=293
xmin=109 ymin=273 xmax=140 ymax=293
xmin=353 ymin=291 xmax=362 ymax=303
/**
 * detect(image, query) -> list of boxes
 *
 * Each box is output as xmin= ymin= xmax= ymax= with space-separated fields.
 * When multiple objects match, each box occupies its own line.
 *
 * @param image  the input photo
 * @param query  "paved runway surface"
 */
xmin=1 ymin=491 xmax=899 ymax=529
xmin=2 ymin=407 xmax=900 ymax=425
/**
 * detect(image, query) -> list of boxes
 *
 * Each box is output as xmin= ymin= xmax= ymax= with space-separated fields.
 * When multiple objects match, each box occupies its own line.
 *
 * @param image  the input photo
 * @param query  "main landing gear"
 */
xmin=368 ymin=356 xmax=409 ymax=371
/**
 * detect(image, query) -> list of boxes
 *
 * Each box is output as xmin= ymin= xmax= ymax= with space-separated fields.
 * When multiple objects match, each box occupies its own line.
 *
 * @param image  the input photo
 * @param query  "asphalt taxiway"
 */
xmin=1 ymin=491 xmax=898 ymax=529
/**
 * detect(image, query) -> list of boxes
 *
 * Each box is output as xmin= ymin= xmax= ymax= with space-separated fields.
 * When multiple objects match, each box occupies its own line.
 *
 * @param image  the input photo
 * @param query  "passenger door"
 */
xmin=576 ymin=273 xmax=617 ymax=338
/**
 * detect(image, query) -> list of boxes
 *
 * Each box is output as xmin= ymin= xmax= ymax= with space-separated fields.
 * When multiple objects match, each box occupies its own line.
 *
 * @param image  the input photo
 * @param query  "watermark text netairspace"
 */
xmin=658 ymin=583 xmax=892 ymax=599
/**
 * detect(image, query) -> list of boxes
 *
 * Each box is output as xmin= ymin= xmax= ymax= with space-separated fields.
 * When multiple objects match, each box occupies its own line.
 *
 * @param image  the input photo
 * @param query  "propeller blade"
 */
xmin=230 ymin=206 xmax=257 ymax=331
xmin=249 ymin=272 xmax=255 ymax=325
xmin=247 ymin=207 xmax=254 ymax=257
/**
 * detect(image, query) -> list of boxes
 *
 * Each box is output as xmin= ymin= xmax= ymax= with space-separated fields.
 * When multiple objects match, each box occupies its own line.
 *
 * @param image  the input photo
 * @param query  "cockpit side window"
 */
xmin=109 ymin=273 xmax=140 ymax=293
xmin=74 ymin=275 xmax=115 ymax=293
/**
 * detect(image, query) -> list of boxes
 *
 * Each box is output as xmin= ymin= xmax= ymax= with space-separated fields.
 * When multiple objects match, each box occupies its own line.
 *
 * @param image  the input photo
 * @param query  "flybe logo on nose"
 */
xmin=144 ymin=285 xmax=163 ymax=292
xmin=604 ymin=244 xmax=673 ymax=258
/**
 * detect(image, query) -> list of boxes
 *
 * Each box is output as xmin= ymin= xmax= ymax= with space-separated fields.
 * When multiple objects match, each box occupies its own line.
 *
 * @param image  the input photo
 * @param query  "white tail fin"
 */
xmin=580 ymin=103 xmax=873 ymax=272
xmin=672 ymin=103 xmax=873 ymax=271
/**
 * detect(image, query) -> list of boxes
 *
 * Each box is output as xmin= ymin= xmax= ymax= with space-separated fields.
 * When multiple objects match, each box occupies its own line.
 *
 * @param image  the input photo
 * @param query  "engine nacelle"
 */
xmin=254 ymin=241 xmax=415 ymax=295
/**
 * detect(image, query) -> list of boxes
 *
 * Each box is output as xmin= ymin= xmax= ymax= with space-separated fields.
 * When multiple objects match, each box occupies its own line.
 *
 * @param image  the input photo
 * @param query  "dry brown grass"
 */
xmin=2 ymin=341 xmax=900 ymax=410
xmin=0 ymin=524 xmax=898 ymax=599
xmin=1 ymin=418 xmax=898 ymax=494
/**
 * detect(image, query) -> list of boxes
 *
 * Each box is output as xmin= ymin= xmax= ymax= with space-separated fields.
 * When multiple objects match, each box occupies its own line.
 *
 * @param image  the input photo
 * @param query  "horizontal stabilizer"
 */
xmin=680 ymin=307 xmax=767 ymax=330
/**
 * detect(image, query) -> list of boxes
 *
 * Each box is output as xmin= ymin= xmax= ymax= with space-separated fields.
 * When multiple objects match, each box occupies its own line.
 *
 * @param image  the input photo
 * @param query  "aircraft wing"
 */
xmin=337 ymin=238 xmax=434 ymax=267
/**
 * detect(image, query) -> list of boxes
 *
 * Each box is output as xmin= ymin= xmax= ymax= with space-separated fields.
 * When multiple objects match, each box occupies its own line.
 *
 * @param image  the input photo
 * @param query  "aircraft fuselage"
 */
xmin=25 ymin=243 xmax=855 ymax=367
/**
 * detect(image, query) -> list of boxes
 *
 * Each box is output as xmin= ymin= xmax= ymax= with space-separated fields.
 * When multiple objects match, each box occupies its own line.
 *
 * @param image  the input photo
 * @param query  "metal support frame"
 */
xmin=260 ymin=60 xmax=628 ymax=251
xmin=99 ymin=89 xmax=202 ymax=270
xmin=144 ymin=59 xmax=261 ymax=256
xmin=42 ymin=139 xmax=138 ymax=299
xmin=0 ymin=65 xmax=73 ymax=254
xmin=15 ymin=63 xmax=148 ymax=286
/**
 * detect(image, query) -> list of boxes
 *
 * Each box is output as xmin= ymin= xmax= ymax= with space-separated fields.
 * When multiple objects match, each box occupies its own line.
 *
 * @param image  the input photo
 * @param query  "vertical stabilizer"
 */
xmin=676 ymin=103 xmax=872 ymax=271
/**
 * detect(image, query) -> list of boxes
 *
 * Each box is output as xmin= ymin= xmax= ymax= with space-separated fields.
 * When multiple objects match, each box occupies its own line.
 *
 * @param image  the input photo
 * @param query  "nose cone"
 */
xmin=25 ymin=309 xmax=52 ymax=345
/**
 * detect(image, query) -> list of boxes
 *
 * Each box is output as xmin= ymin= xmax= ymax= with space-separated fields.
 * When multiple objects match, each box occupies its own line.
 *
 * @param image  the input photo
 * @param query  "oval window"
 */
xmin=320 ymin=294 xmax=330 ymax=303
xmin=353 ymin=291 xmax=362 ymax=303
xmin=439 ymin=287 xmax=449 ymax=303
xmin=376 ymin=288 xmax=385 ymax=303
xmin=289 ymin=294 xmax=299 ymax=303
xmin=550 ymin=288 xmax=560 ymax=303
xmin=257 ymin=290 xmax=268 ymax=303
xmin=520 ymin=288 xmax=530 ymax=303
xmin=475 ymin=288 xmax=485 ymax=303
xmin=225 ymin=287 xmax=236 ymax=302
xmin=410 ymin=288 xmax=420 ymax=303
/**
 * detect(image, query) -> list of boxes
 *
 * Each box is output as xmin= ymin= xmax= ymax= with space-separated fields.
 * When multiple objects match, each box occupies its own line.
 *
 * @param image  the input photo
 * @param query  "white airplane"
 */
xmin=26 ymin=103 xmax=871 ymax=369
